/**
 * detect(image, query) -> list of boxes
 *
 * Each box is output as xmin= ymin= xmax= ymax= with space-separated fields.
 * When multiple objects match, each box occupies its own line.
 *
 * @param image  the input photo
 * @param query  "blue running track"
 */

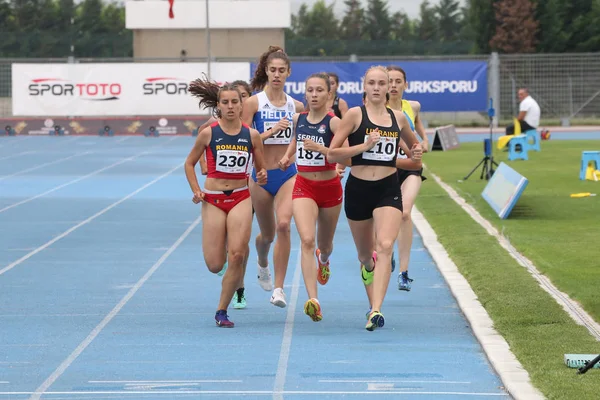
xmin=0 ymin=135 xmax=516 ymax=399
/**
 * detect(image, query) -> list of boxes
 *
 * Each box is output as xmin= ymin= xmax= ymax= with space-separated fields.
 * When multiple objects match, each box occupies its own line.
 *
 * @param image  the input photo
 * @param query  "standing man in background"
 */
xmin=506 ymin=88 xmax=540 ymax=135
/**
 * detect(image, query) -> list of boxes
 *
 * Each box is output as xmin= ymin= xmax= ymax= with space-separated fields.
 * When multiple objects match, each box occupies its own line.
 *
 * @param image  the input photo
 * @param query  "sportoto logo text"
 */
xmin=27 ymin=78 xmax=121 ymax=101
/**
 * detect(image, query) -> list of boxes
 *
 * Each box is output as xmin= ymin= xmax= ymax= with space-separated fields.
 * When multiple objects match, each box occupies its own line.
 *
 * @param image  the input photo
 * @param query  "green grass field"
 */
xmin=414 ymin=139 xmax=600 ymax=399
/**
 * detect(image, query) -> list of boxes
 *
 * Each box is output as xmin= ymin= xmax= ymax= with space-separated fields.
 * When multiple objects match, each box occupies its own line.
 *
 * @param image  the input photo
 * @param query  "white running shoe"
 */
xmin=270 ymin=288 xmax=287 ymax=308
xmin=257 ymin=262 xmax=273 ymax=291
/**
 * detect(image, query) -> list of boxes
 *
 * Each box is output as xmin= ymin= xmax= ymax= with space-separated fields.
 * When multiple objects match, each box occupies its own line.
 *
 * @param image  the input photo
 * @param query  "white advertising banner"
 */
xmin=11 ymin=62 xmax=251 ymax=116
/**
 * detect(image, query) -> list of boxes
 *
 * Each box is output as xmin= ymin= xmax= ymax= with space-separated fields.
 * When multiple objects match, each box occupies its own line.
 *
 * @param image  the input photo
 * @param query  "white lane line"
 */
xmin=0 ymin=151 xmax=92 ymax=182
xmin=0 ymin=162 xmax=183 ymax=277
xmin=0 ymin=137 xmax=177 ymax=214
xmin=28 ymin=215 xmax=202 ymax=400
xmin=272 ymin=250 xmax=302 ymax=400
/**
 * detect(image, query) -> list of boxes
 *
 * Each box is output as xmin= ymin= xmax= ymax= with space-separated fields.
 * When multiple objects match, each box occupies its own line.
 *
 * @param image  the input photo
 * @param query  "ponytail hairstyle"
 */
xmin=188 ymin=74 xmax=242 ymax=118
xmin=251 ymin=45 xmax=290 ymax=92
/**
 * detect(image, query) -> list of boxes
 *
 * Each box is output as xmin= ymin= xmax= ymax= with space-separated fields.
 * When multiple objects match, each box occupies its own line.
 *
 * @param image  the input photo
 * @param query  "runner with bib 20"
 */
xmin=242 ymin=46 xmax=305 ymax=309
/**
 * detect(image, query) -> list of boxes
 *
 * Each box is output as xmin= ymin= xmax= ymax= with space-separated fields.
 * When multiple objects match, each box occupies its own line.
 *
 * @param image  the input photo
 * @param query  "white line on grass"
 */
xmin=412 ymin=202 xmax=544 ymax=399
xmin=0 ymin=163 xmax=183 ymax=277
xmin=427 ymin=170 xmax=600 ymax=341
xmin=0 ymin=137 xmax=177 ymax=214
xmin=273 ymin=250 xmax=302 ymax=400
xmin=27 ymin=215 xmax=202 ymax=400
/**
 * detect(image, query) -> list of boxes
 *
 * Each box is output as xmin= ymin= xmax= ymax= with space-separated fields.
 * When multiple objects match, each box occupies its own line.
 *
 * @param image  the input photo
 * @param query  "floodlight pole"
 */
xmin=205 ymin=0 xmax=211 ymax=80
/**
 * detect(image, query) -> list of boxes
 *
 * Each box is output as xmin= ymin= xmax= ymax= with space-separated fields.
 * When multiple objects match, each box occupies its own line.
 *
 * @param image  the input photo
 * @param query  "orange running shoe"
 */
xmin=315 ymin=249 xmax=331 ymax=285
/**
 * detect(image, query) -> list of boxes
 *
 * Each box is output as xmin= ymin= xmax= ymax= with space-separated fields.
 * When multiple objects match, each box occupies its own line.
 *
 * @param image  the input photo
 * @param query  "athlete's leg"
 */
xmin=397 ymin=175 xmax=422 ymax=290
xmin=371 ymin=206 xmax=402 ymax=312
xmin=293 ymin=198 xmax=319 ymax=300
xmin=217 ymin=197 xmax=253 ymax=313
xmin=272 ymin=176 xmax=296 ymax=291
xmin=347 ymin=218 xmax=376 ymax=305
xmin=201 ymin=202 xmax=227 ymax=274
xmin=315 ymin=203 xmax=342 ymax=283
xmin=249 ymin=178 xmax=275 ymax=291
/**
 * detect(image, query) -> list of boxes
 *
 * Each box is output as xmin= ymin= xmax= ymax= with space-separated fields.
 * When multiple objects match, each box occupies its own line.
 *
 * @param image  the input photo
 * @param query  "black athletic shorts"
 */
xmin=344 ymin=172 xmax=403 ymax=221
xmin=397 ymin=168 xmax=427 ymax=186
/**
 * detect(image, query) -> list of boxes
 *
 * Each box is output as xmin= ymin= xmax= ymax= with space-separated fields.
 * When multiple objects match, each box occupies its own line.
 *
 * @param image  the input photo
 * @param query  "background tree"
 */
xmin=489 ymin=0 xmax=538 ymax=53
xmin=467 ymin=0 xmax=498 ymax=53
xmin=535 ymin=0 xmax=566 ymax=53
xmin=436 ymin=0 xmax=461 ymax=42
xmin=416 ymin=1 xmax=438 ymax=42
xmin=363 ymin=0 xmax=392 ymax=41
xmin=339 ymin=0 xmax=365 ymax=41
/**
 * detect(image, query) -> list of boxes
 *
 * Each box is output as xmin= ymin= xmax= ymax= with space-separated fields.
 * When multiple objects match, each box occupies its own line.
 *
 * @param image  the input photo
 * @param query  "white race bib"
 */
xmin=264 ymin=120 xmax=293 ymax=145
xmin=397 ymin=147 xmax=408 ymax=160
xmin=216 ymin=150 xmax=249 ymax=174
xmin=296 ymin=141 xmax=326 ymax=166
xmin=363 ymin=136 xmax=396 ymax=161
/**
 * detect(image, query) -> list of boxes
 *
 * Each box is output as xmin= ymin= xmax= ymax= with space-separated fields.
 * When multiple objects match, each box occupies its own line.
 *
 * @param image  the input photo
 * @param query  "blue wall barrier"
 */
xmin=250 ymin=61 xmax=488 ymax=112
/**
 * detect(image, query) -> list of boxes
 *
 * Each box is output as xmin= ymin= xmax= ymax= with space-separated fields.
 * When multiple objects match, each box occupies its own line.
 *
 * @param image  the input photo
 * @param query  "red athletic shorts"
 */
xmin=203 ymin=187 xmax=250 ymax=214
xmin=292 ymin=174 xmax=343 ymax=208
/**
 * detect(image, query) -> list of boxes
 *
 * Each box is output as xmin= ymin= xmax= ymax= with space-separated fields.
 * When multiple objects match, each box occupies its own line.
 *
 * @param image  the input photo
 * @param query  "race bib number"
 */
xmin=216 ymin=150 xmax=249 ymax=174
xmin=397 ymin=147 xmax=408 ymax=160
xmin=363 ymin=136 xmax=396 ymax=161
xmin=297 ymin=141 xmax=325 ymax=166
xmin=264 ymin=120 xmax=293 ymax=145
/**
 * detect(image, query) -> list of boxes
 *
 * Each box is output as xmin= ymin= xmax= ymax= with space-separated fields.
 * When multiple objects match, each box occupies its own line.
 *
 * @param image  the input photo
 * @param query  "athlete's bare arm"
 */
xmin=250 ymin=128 xmax=267 ymax=185
xmin=329 ymin=116 xmax=351 ymax=167
xmin=294 ymin=99 xmax=305 ymax=113
xmin=409 ymin=100 xmax=429 ymax=152
xmin=184 ymin=127 xmax=212 ymax=200
xmin=396 ymin=140 xmax=422 ymax=171
xmin=339 ymin=98 xmax=349 ymax=117
xmin=278 ymin=113 xmax=299 ymax=169
xmin=392 ymin=109 xmax=419 ymax=149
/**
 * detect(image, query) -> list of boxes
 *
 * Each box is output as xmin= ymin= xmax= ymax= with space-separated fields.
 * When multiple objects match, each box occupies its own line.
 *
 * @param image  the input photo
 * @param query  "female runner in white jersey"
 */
xmin=327 ymin=66 xmax=422 ymax=331
xmin=242 ymin=46 xmax=304 ymax=308
xmin=184 ymin=78 xmax=267 ymax=328
xmin=278 ymin=72 xmax=349 ymax=322
xmin=386 ymin=65 xmax=428 ymax=292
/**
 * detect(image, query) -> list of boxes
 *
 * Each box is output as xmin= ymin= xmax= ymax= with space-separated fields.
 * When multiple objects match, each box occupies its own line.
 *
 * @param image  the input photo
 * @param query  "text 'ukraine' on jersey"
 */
xmin=295 ymin=112 xmax=337 ymax=173
xmin=206 ymin=121 xmax=253 ymax=180
xmin=252 ymin=91 xmax=296 ymax=146
xmin=348 ymin=106 xmax=401 ymax=168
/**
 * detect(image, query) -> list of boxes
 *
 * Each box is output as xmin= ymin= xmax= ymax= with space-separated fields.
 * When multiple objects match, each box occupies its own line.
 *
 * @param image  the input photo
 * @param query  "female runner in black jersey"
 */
xmin=327 ymin=66 xmax=422 ymax=331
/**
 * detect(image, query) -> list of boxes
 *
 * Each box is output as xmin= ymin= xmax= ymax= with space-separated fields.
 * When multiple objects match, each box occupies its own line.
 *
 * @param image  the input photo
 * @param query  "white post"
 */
xmin=490 ymin=52 xmax=500 ymax=128
xmin=205 ymin=0 xmax=211 ymax=80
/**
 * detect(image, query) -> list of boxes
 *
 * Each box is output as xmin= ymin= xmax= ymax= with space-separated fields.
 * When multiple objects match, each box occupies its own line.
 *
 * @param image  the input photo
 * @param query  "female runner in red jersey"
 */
xmin=278 ymin=73 xmax=350 ymax=322
xmin=184 ymin=77 xmax=267 ymax=328
xmin=195 ymin=80 xmax=254 ymax=309
xmin=198 ymin=80 xmax=252 ymax=175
